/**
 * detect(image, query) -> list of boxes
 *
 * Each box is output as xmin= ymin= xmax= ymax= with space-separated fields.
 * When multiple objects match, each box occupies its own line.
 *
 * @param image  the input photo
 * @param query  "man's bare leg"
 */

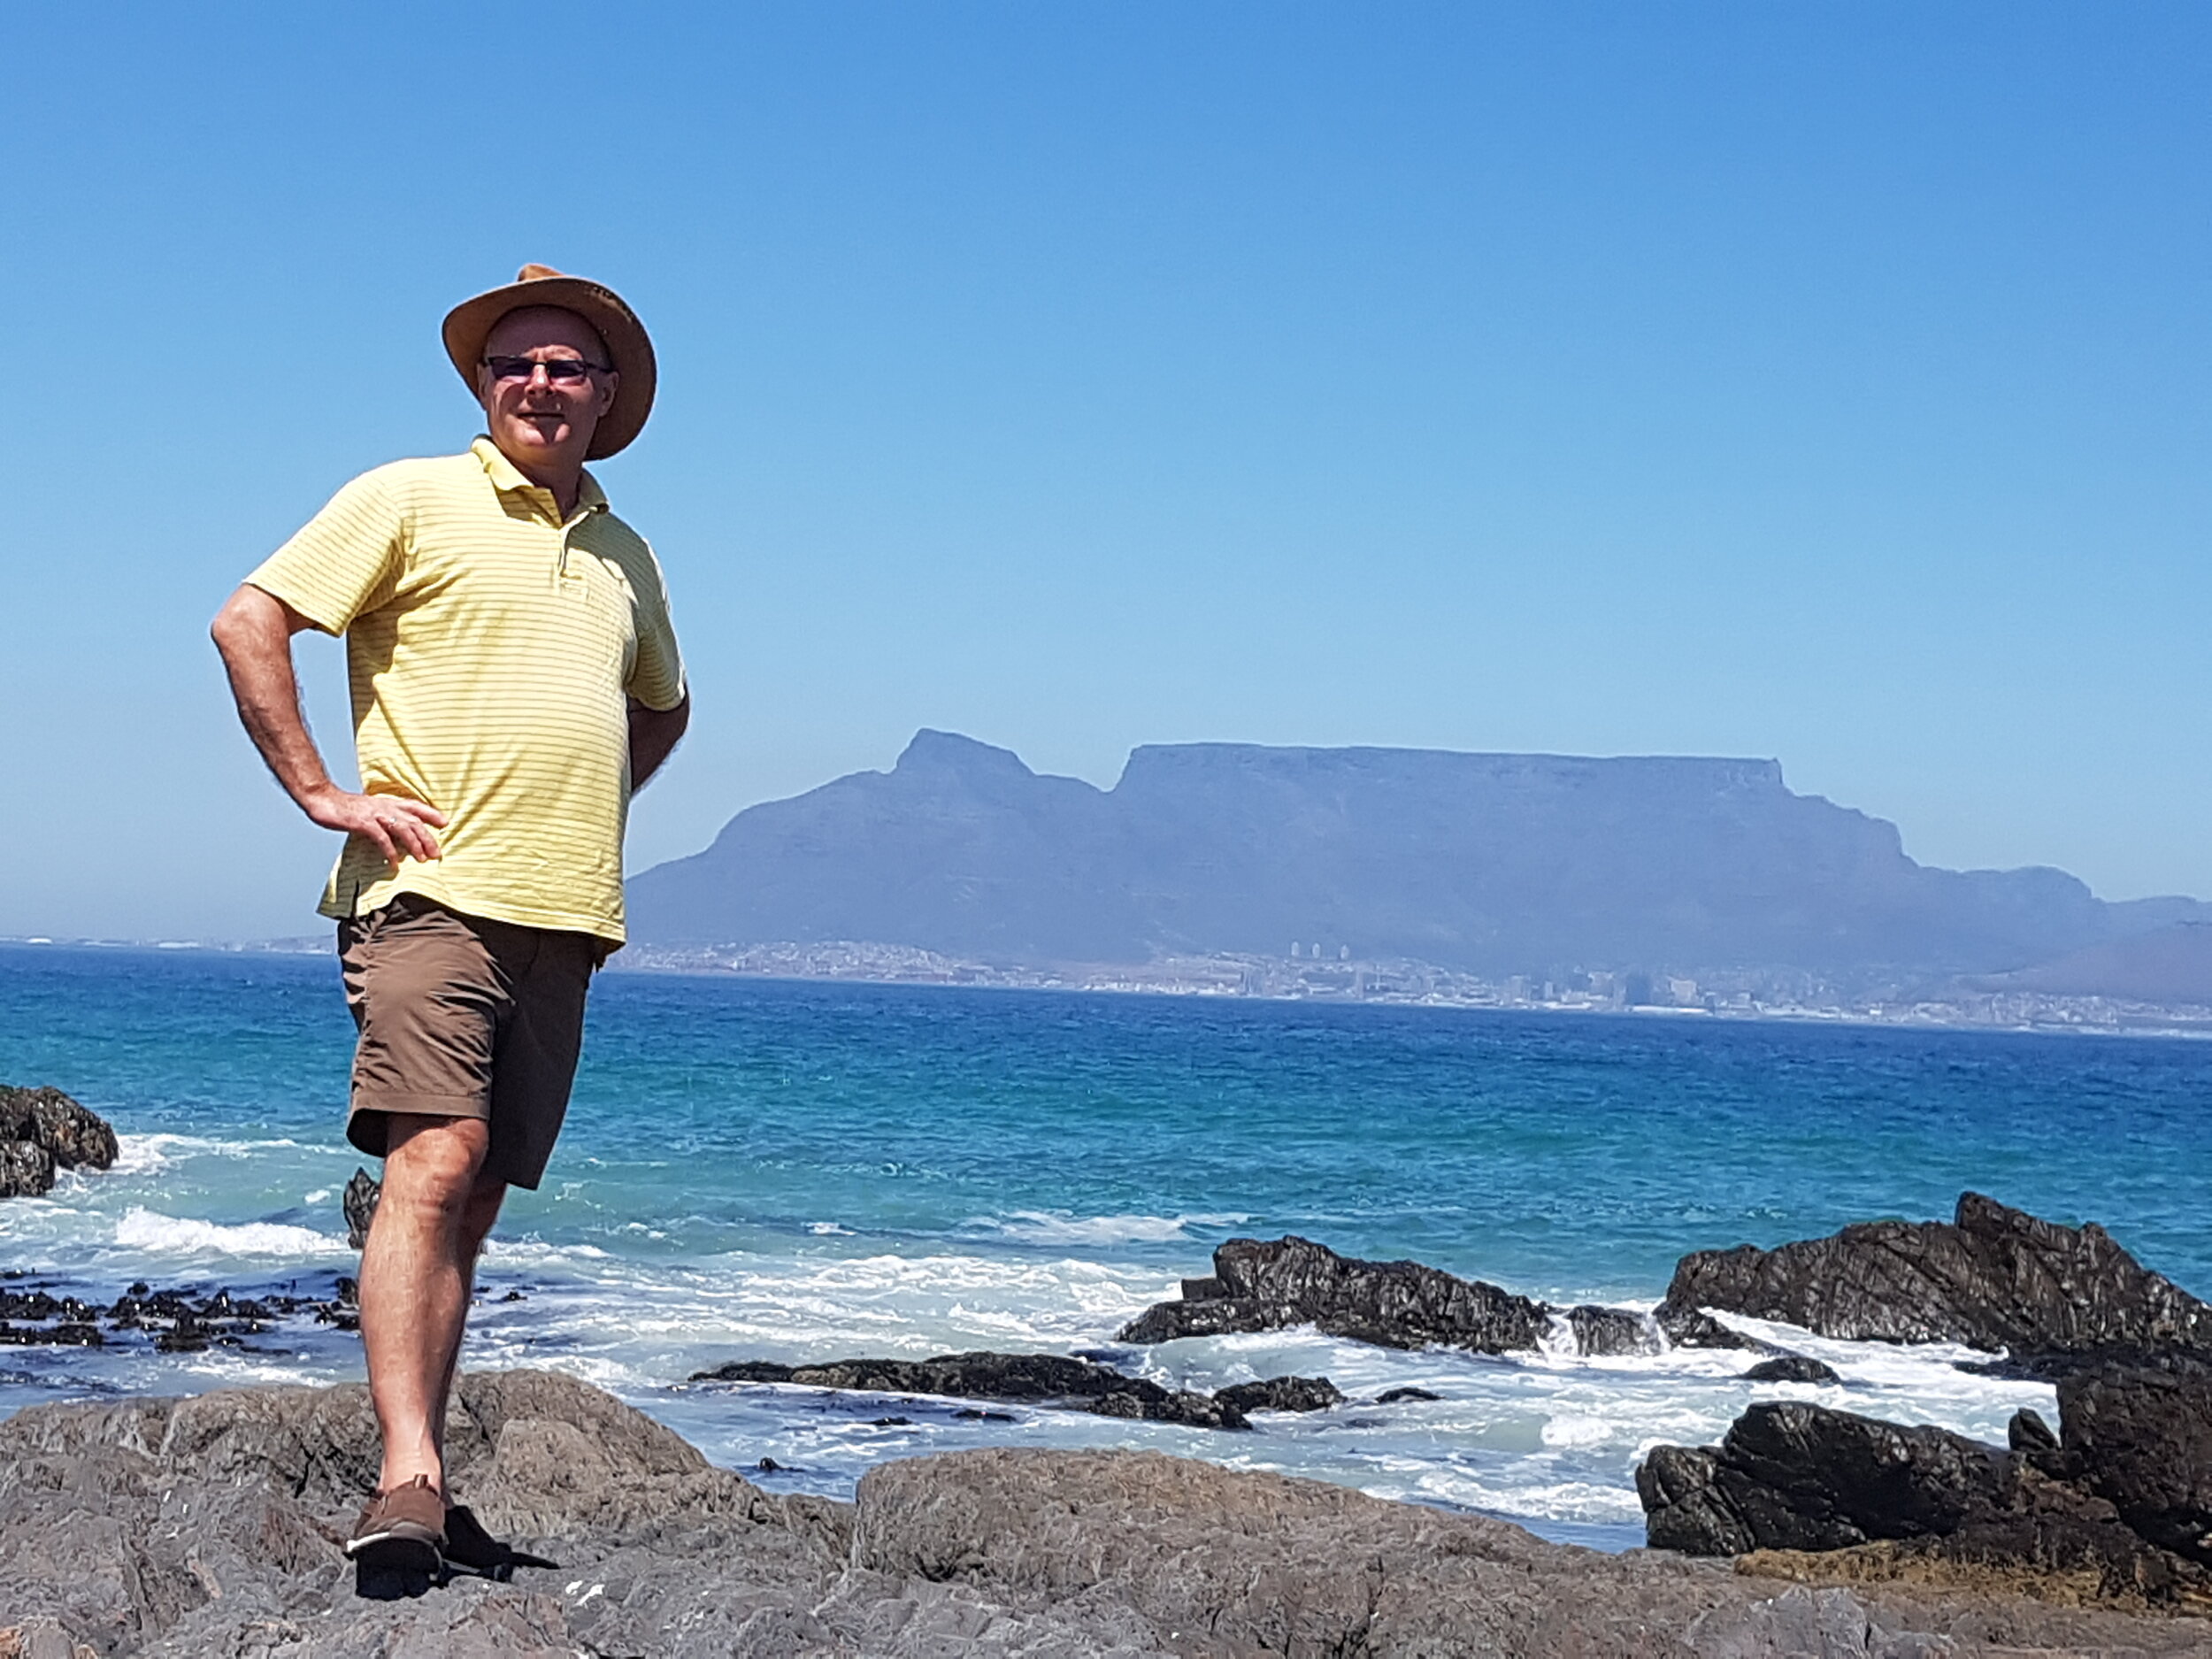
xmin=427 ymin=1173 xmax=506 ymax=1468
xmin=359 ymin=1113 xmax=494 ymax=1496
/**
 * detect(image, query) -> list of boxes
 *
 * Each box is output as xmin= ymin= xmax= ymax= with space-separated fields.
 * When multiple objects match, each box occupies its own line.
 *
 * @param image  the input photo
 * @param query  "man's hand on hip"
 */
xmin=303 ymin=787 xmax=447 ymax=868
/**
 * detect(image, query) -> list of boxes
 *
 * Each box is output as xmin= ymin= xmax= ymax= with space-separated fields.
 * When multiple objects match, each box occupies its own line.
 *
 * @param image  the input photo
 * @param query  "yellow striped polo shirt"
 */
xmin=247 ymin=438 xmax=686 ymax=945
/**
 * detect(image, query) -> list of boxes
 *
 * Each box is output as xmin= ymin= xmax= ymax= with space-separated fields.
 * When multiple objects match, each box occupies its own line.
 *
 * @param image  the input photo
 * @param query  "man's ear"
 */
xmin=596 ymin=370 xmax=620 ymax=419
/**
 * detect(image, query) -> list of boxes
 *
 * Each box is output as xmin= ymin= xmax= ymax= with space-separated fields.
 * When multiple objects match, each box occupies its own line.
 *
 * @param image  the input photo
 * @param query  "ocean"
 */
xmin=4 ymin=941 xmax=2209 ymax=1553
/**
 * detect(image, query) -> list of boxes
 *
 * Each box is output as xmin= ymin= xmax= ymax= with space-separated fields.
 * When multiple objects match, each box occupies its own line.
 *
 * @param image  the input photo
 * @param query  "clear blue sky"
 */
xmin=4 ymin=4 xmax=2206 ymax=941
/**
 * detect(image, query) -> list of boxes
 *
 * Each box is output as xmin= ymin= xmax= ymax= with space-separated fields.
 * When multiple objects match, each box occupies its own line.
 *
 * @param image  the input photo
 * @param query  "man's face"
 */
xmin=475 ymin=306 xmax=620 ymax=472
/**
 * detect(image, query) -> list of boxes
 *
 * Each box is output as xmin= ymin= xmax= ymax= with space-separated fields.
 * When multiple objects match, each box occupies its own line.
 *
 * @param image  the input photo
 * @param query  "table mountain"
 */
xmin=627 ymin=730 xmax=2203 ymax=978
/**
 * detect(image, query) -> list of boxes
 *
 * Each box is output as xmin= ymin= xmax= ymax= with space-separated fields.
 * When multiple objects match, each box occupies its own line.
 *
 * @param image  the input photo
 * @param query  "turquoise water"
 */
xmin=4 ymin=941 xmax=2208 ymax=1548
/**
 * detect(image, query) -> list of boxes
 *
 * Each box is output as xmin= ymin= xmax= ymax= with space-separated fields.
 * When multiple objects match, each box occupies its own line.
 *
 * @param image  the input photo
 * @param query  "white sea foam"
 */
xmin=971 ymin=1210 xmax=1248 ymax=1246
xmin=112 ymin=1208 xmax=344 ymax=1259
xmin=111 ymin=1133 xmax=314 ymax=1176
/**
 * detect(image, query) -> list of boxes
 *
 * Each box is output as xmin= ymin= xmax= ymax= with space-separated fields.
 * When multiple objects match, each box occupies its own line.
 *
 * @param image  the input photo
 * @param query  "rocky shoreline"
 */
xmin=9 ymin=1086 xmax=2212 ymax=1652
xmin=5 ymin=1367 xmax=2208 ymax=1657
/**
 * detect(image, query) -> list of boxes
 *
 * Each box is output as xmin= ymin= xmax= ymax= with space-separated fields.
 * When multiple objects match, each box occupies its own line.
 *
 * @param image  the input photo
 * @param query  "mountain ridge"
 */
xmin=627 ymin=730 xmax=2205 ymax=985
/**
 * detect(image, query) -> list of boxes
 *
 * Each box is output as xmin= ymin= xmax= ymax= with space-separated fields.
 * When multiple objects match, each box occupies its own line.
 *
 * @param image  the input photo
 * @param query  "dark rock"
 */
xmin=1637 ymin=1396 xmax=2212 ymax=1613
xmin=0 ymin=1271 xmax=354 ymax=1354
xmin=1636 ymin=1402 xmax=2016 ymax=1555
xmin=2058 ymin=1363 xmax=2212 ymax=1564
xmin=2008 ymin=1407 xmax=2060 ymax=1455
xmin=0 ymin=1139 xmax=54 ymax=1200
xmin=1742 ymin=1356 xmax=1842 ymax=1385
xmin=1 ymin=1371 xmax=2200 ymax=1655
xmin=1213 ymin=1374 xmax=1344 ymax=1414
xmin=1655 ymin=1304 xmax=1766 ymax=1352
xmin=1565 ymin=1303 xmax=1660 ymax=1356
xmin=1119 ymin=1235 xmax=1554 ymax=1354
xmin=756 ymin=1456 xmax=784 ymax=1471
xmin=870 ymin=1417 xmax=913 ymax=1427
xmin=342 ymin=1167 xmax=381 ymax=1250
xmin=0 ymin=1084 xmax=119 ymax=1172
xmin=1656 ymin=1192 xmax=2212 ymax=1367
xmin=953 ymin=1409 xmax=1017 ymax=1422
xmin=1376 ymin=1386 xmax=1442 ymax=1404
xmin=691 ymin=1349 xmax=1252 ymax=1431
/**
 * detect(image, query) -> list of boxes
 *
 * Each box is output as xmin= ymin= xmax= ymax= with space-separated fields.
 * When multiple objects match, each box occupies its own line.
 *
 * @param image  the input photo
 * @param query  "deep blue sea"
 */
xmin=4 ymin=942 xmax=2209 ymax=1551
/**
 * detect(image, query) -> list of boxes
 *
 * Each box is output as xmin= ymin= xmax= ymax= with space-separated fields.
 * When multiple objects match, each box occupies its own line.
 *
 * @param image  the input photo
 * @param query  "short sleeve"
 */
xmin=626 ymin=551 xmax=687 ymax=711
xmin=245 ymin=468 xmax=406 ymax=634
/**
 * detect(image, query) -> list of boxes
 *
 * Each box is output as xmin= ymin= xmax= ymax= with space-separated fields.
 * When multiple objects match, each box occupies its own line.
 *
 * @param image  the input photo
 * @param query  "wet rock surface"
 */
xmin=341 ymin=1167 xmax=380 ymax=1250
xmin=0 ymin=1271 xmax=357 ymax=1350
xmin=1743 ymin=1356 xmax=1844 ymax=1385
xmin=1125 ymin=1197 xmax=2212 ymax=1387
xmin=0 ymin=1086 xmax=117 ymax=1200
xmin=1212 ymin=1373 xmax=1344 ymax=1414
xmin=1118 ymin=1233 xmax=1648 ymax=1356
xmin=2055 ymin=1361 xmax=2212 ymax=1565
xmin=4 ymin=1369 xmax=2201 ymax=1656
xmin=1656 ymin=1192 xmax=2212 ymax=1370
xmin=690 ymin=1349 xmax=1305 ymax=1431
xmin=1636 ymin=1372 xmax=2212 ymax=1617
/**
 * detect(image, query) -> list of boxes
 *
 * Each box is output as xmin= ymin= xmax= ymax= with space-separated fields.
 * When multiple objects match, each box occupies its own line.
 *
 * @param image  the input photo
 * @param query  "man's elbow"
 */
xmin=210 ymin=587 xmax=258 ymax=659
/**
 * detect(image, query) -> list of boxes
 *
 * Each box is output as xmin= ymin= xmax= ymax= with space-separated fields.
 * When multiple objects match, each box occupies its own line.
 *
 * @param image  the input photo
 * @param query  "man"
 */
xmin=211 ymin=265 xmax=688 ymax=1577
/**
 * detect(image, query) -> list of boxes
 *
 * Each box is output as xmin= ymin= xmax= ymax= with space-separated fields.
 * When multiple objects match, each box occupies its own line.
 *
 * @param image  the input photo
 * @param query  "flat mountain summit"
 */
xmin=627 ymin=730 xmax=2202 ymax=981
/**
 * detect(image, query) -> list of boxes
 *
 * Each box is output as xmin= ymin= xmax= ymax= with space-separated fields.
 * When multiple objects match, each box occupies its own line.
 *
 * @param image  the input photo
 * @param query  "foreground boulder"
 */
xmin=1118 ymin=1234 xmax=1656 ymax=1357
xmin=1637 ymin=1402 xmax=2016 ymax=1556
xmin=0 ymin=1085 xmax=117 ymax=1200
xmin=1635 ymin=1372 xmax=2212 ymax=1615
xmin=2056 ymin=1362 xmax=2212 ymax=1564
xmin=1656 ymin=1193 xmax=2212 ymax=1371
xmin=3 ymin=1369 xmax=2200 ymax=1655
xmin=691 ymin=1349 xmax=1260 ymax=1430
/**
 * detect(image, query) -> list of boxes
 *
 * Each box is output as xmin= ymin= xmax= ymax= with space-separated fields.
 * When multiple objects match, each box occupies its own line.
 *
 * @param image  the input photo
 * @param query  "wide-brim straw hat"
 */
xmin=442 ymin=264 xmax=656 ymax=459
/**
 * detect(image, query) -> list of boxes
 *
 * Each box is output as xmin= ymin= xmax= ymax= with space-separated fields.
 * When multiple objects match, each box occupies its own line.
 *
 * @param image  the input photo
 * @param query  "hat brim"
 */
xmin=442 ymin=274 xmax=657 ymax=459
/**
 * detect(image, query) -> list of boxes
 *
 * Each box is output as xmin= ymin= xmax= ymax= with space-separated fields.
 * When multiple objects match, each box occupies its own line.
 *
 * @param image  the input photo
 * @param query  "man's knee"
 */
xmin=378 ymin=1114 xmax=494 ymax=1219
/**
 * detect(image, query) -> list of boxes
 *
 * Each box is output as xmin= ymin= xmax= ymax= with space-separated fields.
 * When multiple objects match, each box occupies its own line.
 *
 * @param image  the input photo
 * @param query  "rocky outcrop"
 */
xmin=1214 ymin=1374 xmax=1345 ymax=1414
xmin=1118 ymin=1235 xmax=1653 ymax=1358
xmin=1743 ymin=1356 xmax=1844 ymax=1385
xmin=1638 ymin=1402 xmax=2016 ymax=1556
xmin=2055 ymin=1362 xmax=2212 ymax=1564
xmin=4 ymin=1368 xmax=2200 ymax=1655
xmin=1635 ymin=1371 xmax=2212 ymax=1616
xmin=0 ymin=1086 xmax=117 ymax=1199
xmin=0 ymin=1274 xmax=356 ymax=1349
xmin=1655 ymin=1193 xmax=2212 ymax=1371
xmin=689 ymin=1350 xmax=1344 ymax=1431
xmin=342 ymin=1168 xmax=380 ymax=1250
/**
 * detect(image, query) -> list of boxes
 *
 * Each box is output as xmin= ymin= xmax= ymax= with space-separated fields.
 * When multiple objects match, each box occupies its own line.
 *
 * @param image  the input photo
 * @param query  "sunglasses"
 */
xmin=482 ymin=355 xmax=610 ymax=384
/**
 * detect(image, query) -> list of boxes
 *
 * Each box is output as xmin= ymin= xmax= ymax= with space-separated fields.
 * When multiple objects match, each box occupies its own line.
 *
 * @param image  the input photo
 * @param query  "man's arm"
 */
xmin=210 ymin=584 xmax=446 ymax=866
xmin=628 ymin=694 xmax=690 ymax=792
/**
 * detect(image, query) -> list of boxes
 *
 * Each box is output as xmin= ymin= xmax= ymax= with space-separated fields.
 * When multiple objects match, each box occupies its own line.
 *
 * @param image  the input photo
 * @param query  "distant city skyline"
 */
xmin=4 ymin=4 xmax=2207 ymax=941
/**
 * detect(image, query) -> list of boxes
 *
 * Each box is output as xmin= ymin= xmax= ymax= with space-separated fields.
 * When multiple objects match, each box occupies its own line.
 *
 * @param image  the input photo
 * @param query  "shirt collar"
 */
xmin=471 ymin=436 xmax=608 ymax=517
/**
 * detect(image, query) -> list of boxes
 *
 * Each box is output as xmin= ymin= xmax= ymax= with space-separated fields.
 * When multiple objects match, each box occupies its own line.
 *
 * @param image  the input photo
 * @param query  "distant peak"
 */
xmin=895 ymin=729 xmax=1037 ymax=779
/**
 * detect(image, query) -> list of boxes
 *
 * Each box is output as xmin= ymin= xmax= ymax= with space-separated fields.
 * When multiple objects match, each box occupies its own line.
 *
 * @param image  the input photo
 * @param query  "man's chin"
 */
xmin=498 ymin=425 xmax=571 ymax=455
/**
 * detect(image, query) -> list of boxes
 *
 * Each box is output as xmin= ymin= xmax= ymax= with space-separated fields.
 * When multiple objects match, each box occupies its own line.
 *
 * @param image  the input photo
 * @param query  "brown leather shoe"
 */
xmin=344 ymin=1474 xmax=446 ymax=1573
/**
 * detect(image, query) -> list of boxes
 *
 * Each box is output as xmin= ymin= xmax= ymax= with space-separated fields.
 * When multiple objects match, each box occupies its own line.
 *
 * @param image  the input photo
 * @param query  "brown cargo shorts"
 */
xmin=337 ymin=894 xmax=600 ymax=1191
